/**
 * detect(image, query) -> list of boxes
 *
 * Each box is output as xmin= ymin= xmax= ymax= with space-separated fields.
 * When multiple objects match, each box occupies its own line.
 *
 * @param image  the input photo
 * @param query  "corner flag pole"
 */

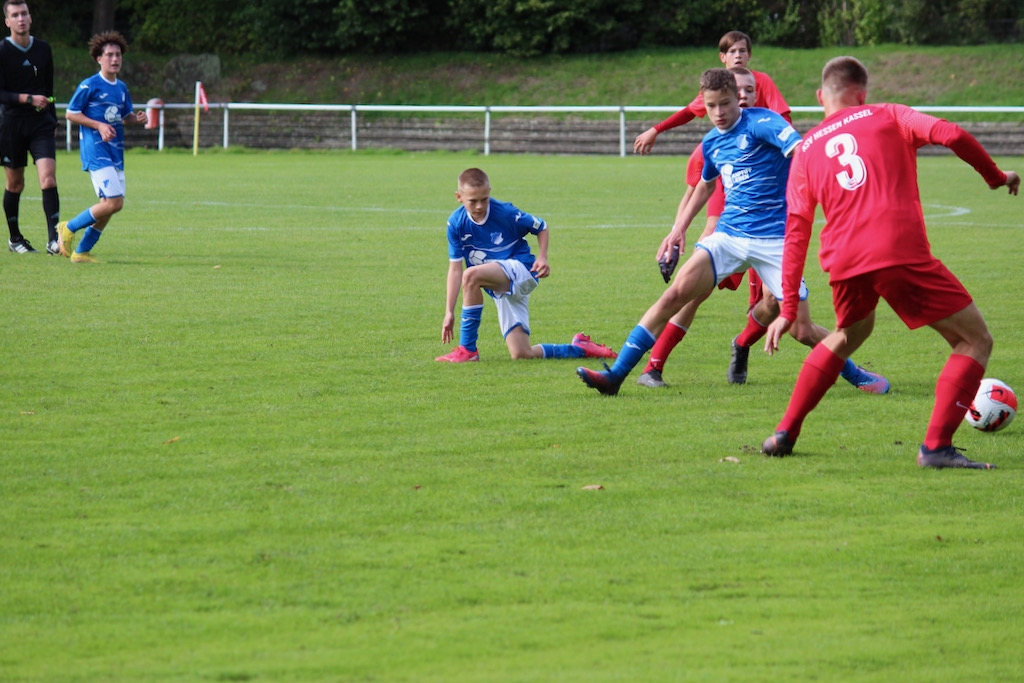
xmin=193 ymin=81 xmax=201 ymax=156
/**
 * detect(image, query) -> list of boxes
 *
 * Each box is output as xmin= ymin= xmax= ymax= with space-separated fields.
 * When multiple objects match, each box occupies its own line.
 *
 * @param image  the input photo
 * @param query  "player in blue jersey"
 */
xmin=578 ymin=68 xmax=886 ymax=396
xmin=437 ymin=167 xmax=617 ymax=363
xmin=55 ymin=31 xmax=146 ymax=264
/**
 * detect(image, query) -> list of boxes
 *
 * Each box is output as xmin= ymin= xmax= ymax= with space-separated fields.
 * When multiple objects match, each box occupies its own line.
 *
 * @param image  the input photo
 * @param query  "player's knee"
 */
xmin=974 ymin=329 xmax=994 ymax=361
xmin=788 ymin=323 xmax=819 ymax=347
xmin=462 ymin=266 xmax=482 ymax=289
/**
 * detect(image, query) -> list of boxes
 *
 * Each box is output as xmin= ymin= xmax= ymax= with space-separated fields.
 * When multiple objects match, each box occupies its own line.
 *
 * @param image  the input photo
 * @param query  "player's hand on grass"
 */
xmin=633 ymin=127 xmax=659 ymax=155
xmin=765 ymin=316 xmax=793 ymax=356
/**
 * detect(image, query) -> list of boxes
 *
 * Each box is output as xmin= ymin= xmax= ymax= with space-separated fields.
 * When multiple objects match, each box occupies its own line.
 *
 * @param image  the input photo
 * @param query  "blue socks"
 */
xmin=68 ymin=208 xmax=97 ymax=232
xmin=606 ymin=325 xmax=656 ymax=380
xmin=540 ymin=344 xmax=585 ymax=359
xmin=459 ymin=305 xmax=483 ymax=352
xmin=76 ymin=227 xmax=102 ymax=254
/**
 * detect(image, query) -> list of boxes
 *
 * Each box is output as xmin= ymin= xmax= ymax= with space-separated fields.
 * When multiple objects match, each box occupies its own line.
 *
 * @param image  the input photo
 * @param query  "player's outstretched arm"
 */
xmin=634 ymin=104 xmax=700 ymax=155
xmin=633 ymin=127 xmax=659 ymax=155
xmin=657 ymin=179 xmax=715 ymax=261
xmin=928 ymin=118 xmax=1020 ymax=194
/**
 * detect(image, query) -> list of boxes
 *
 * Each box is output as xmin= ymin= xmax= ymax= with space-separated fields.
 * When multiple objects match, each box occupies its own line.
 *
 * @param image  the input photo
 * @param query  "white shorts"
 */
xmin=89 ymin=166 xmax=126 ymax=199
xmin=488 ymin=259 xmax=539 ymax=338
xmin=694 ymin=232 xmax=809 ymax=302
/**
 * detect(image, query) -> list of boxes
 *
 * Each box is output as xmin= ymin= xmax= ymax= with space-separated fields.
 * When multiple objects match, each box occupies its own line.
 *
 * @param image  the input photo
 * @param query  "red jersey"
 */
xmin=780 ymin=103 xmax=1007 ymax=319
xmin=655 ymin=70 xmax=791 ymax=132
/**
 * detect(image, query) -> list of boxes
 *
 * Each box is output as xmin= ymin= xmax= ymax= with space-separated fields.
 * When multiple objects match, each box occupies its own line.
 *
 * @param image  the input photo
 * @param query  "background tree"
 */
xmin=92 ymin=0 xmax=115 ymax=33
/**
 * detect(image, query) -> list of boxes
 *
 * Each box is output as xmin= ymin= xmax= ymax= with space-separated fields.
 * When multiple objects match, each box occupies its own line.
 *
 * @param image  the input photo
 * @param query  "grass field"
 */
xmin=2 ymin=149 xmax=1022 ymax=681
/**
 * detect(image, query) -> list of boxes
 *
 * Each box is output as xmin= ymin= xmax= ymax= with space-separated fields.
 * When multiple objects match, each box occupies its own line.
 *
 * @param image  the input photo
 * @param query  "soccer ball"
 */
xmin=467 ymin=249 xmax=487 ymax=266
xmin=964 ymin=378 xmax=1017 ymax=432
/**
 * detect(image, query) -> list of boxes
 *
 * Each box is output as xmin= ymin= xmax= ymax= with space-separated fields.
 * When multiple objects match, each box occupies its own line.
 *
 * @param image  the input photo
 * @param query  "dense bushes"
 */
xmin=33 ymin=0 xmax=1024 ymax=56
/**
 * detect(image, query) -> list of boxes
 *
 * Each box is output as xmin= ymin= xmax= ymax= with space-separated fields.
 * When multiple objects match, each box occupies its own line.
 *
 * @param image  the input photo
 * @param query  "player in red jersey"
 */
xmin=633 ymin=31 xmax=790 ymax=155
xmin=760 ymin=56 xmax=1020 ymax=469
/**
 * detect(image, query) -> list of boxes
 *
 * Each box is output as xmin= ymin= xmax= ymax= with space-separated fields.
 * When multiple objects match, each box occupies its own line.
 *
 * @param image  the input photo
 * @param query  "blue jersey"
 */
xmin=700 ymin=107 xmax=801 ymax=239
xmin=446 ymin=199 xmax=546 ymax=269
xmin=66 ymin=72 xmax=134 ymax=172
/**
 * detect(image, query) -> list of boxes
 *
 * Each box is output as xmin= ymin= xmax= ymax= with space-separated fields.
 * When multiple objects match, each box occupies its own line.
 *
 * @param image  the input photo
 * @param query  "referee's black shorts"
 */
xmin=0 ymin=114 xmax=58 ymax=168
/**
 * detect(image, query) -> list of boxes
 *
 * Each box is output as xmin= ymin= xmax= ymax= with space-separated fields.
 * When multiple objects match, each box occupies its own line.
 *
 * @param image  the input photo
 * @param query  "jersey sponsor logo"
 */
xmin=21 ymin=59 xmax=30 ymax=67
xmin=103 ymin=105 xmax=120 ymax=124
xmin=719 ymin=163 xmax=751 ymax=190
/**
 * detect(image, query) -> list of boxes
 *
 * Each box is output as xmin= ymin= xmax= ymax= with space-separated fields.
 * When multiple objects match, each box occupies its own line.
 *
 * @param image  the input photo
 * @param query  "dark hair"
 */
xmin=821 ymin=56 xmax=868 ymax=92
xmin=719 ymin=31 xmax=752 ymax=55
xmin=699 ymin=68 xmax=738 ymax=96
xmin=3 ymin=1 xmax=28 ymax=19
xmin=458 ymin=168 xmax=489 ymax=188
xmin=89 ymin=30 xmax=128 ymax=60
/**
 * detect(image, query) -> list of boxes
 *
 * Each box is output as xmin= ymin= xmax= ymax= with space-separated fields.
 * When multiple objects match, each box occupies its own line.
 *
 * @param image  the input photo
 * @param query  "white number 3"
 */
xmin=826 ymin=133 xmax=867 ymax=191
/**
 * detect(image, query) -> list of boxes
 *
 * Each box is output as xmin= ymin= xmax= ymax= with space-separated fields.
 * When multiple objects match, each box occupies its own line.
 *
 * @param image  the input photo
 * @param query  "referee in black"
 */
xmin=0 ymin=0 xmax=59 ymax=254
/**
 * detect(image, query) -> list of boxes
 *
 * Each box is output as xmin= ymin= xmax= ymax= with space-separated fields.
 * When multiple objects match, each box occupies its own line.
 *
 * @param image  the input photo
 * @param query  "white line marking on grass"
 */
xmin=142 ymin=199 xmax=438 ymax=214
xmin=923 ymin=203 xmax=971 ymax=219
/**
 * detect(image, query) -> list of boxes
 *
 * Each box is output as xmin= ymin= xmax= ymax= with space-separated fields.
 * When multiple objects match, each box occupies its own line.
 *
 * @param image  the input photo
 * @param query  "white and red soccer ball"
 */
xmin=964 ymin=378 xmax=1016 ymax=432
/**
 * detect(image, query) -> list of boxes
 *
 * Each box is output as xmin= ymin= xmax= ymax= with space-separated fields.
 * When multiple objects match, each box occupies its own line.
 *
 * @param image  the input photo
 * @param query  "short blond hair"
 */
xmin=821 ymin=56 xmax=868 ymax=94
xmin=458 ymin=168 xmax=489 ymax=189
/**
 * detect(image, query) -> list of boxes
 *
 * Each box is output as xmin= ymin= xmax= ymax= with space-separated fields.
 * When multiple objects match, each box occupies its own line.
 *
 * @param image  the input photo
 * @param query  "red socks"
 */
xmin=735 ymin=309 xmax=769 ymax=348
xmin=776 ymin=344 xmax=845 ymax=440
xmin=643 ymin=322 xmax=687 ymax=373
xmin=924 ymin=354 xmax=985 ymax=451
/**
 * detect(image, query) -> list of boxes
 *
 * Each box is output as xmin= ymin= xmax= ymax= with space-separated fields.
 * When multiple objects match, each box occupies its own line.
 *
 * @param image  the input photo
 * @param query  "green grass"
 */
xmin=1 ymin=149 xmax=1023 ymax=681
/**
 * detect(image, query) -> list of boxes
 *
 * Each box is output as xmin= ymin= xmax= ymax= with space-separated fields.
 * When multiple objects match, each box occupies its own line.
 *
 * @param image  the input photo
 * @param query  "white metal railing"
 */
xmin=59 ymin=103 xmax=1024 ymax=157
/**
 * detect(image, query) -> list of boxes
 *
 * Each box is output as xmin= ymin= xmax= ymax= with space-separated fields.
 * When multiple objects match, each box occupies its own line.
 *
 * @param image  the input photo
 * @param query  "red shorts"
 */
xmin=831 ymin=260 xmax=972 ymax=330
xmin=717 ymin=269 xmax=764 ymax=307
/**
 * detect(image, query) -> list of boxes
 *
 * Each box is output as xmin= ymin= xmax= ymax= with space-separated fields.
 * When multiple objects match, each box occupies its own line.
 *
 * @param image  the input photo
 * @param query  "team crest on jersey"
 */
xmin=490 ymin=232 xmax=504 ymax=245
xmin=737 ymin=134 xmax=749 ymax=150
